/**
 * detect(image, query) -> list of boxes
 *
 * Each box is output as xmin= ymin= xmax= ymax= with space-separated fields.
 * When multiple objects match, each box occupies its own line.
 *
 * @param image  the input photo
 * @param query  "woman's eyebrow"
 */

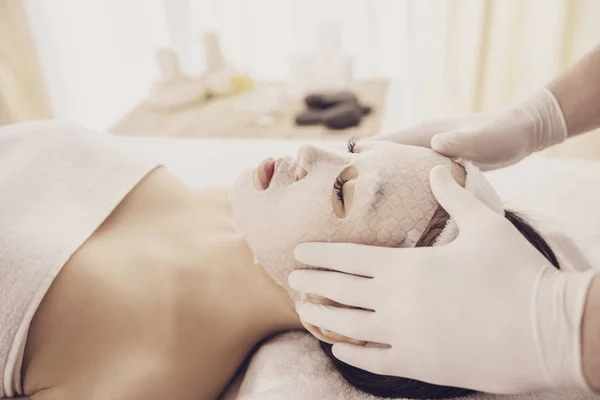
xmin=370 ymin=181 xmax=385 ymax=210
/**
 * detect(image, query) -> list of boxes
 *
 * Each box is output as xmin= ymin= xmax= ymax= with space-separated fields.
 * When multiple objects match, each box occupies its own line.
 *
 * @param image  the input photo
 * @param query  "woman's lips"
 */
xmin=254 ymin=158 xmax=276 ymax=190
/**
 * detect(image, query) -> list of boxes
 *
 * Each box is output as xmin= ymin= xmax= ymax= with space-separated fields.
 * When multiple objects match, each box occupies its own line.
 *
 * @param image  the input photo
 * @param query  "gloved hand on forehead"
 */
xmin=375 ymin=88 xmax=568 ymax=171
xmin=289 ymin=166 xmax=597 ymax=394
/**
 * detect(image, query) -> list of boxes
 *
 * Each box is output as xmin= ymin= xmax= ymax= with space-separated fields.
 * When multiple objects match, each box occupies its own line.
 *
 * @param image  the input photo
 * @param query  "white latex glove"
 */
xmin=375 ymin=88 xmax=568 ymax=171
xmin=288 ymin=166 xmax=596 ymax=394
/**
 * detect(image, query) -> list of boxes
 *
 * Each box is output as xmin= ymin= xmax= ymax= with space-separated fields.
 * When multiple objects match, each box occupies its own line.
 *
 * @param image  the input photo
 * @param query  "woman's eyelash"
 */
xmin=333 ymin=176 xmax=347 ymax=204
xmin=347 ymin=137 xmax=358 ymax=153
xmin=338 ymin=138 xmax=357 ymax=203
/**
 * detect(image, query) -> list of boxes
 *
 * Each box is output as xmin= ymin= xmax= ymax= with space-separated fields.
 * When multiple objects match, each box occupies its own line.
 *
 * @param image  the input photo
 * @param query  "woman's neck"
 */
xmin=164 ymin=182 xmax=303 ymax=343
xmin=201 ymin=232 xmax=303 ymax=339
xmin=165 ymin=186 xmax=302 ymax=398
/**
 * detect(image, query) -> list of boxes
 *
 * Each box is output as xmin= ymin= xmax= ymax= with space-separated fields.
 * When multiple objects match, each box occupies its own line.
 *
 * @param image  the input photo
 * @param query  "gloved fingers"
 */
xmin=294 ymin=242 xmax=392 ymax=277
xmin=429 ymin=166 xmax=496 ymax=231
xmin=296 ymin=302 xmax=385 ymax=344
xmin=288 ymin=270 xmax=375 ymax=310
xmin=432 ymin=131 xmax=501 ymax=171
xmin=332 ymin=342 xmax=395 ymax=377
xmin=430 ymin=131 xmax=472 ymax=158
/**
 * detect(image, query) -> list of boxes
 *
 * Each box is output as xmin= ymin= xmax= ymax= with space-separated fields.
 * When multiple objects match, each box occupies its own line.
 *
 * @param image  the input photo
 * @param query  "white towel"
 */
xmin=0 ymin=121 xmax=160 ymax=397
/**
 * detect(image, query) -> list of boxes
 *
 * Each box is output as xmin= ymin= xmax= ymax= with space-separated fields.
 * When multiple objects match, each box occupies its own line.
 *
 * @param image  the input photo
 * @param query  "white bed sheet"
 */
xmin=124 ymin=136 xmax=600 ymax=400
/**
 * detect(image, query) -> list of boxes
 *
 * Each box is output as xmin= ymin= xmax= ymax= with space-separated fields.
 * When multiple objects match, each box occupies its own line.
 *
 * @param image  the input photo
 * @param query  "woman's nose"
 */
xmin=297 ymin=144 xmax=345 ymax=171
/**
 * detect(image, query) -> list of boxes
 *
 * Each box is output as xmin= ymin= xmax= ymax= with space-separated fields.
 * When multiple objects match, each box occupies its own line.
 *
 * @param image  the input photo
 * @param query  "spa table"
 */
xmin=110 ymin=79 xmax=391 ymax=140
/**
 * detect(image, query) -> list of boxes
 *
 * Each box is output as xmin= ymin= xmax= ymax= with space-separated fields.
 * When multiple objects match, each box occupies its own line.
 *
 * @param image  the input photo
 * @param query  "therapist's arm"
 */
xmin=549 ymin=45 xmax=600 ymax=137
xmin=376 ymin=43 xmax=600 ymax=171
xmin=583 ymin=276 xmax=600 ymax=390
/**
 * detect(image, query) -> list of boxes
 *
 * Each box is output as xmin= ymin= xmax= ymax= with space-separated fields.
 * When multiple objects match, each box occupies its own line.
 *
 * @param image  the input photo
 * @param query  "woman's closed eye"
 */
xmin=332 ymin=165 xmax=359 ymax=218
xmin=334 ymin=177 xmax=347 ymax=204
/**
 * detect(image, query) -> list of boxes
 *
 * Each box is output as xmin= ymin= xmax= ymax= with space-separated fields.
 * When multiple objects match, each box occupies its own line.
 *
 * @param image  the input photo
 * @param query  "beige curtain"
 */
xmin=0 ymin=0 xmax=52 ymax=125
xmin=429 ymin=0 xmax=600 ymax=160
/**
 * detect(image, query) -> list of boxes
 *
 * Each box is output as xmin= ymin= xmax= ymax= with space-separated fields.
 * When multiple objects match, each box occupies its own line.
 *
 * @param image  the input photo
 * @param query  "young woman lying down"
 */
xmin=0 ymin=121 xmax=572 ymax=400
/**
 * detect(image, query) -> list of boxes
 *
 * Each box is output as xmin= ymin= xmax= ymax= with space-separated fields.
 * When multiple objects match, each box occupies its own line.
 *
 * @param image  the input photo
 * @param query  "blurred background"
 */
xmin=2 ymin=0 xmax=600 ymax=158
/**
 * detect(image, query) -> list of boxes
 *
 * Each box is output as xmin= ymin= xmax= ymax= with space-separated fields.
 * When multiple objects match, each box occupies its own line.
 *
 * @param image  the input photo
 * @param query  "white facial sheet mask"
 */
xmin=230 ymin=141 xmax=499 ymax=300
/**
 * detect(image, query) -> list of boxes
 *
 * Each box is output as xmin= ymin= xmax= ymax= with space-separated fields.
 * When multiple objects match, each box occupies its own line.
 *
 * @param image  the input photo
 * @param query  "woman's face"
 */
xmin=230 ymin=140 xmax=455 ymax=299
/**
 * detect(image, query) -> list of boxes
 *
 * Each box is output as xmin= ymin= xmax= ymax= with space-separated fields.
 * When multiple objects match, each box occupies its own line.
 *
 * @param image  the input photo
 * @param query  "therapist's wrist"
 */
xmin=582 ymin=275 xmax=600 ymax=392
xmin=522 ymin=88 xmax=568 ymax=152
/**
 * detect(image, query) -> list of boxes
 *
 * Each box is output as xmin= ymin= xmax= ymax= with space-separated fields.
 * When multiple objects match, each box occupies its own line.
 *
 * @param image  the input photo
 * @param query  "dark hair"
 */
xmin=320 ymin=207 xmax=560 ymax=399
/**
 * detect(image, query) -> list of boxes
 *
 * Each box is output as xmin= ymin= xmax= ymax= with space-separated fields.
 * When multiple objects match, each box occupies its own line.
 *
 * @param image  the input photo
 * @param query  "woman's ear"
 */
xmin=298 ymin=294 xmax=367 ymax=346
